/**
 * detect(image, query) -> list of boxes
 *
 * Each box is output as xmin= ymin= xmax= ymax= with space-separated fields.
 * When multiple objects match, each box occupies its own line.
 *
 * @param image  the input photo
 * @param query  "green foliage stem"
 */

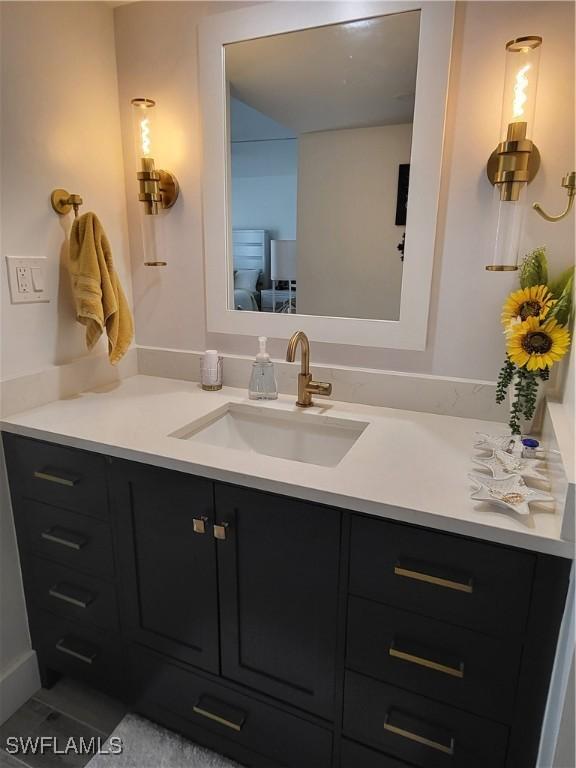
xmin=520 ymin=247 xmax=548 ymax=289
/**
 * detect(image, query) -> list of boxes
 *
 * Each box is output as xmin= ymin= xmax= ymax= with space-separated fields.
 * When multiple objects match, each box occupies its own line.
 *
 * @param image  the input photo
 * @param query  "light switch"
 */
xmin=31 ymin=268 xmax=45 ymax=292
xmin=6 ymin=256 xmax=50 ymax=304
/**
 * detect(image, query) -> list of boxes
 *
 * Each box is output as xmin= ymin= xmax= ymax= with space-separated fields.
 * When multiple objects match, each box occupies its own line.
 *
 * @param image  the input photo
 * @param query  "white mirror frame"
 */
xmin=200 ymin=1 xmax=454 ymax=350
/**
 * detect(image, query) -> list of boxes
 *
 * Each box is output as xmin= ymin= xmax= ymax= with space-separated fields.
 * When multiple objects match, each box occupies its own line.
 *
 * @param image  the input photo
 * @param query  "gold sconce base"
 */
xmin=137 ymin=160 xmax=179 ymax=215
xmin=487 ymin=143 xmax=540 ymax=201
xmin=158 ymin=169 xmax=179 ymax=210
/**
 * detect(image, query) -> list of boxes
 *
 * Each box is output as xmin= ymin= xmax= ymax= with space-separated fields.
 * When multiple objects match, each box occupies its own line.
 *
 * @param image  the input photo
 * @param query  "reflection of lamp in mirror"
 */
xmin=131 ymin=98 xmax=180 ymax=266
xmin=486 ymin=36 xmax=542 ymax=271
xmin=271 ymin=240 xmax=297 ymax=313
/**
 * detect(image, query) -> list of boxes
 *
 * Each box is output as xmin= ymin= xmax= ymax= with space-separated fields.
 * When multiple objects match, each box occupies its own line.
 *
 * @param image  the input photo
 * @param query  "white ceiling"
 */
xmin=226 ymin=10 xmax=420 ymax=136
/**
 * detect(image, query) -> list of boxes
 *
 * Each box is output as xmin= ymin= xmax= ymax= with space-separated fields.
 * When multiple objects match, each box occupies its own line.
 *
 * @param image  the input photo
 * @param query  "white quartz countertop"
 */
xmin=1 ymin=375 xmax=571 ymax=558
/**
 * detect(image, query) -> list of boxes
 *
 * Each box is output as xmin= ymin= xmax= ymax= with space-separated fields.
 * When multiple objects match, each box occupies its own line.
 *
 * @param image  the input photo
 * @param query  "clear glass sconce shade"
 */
xmin=488 ymin=190 xmax=527 ymax=271
xmin=131 ymin=98 xmax=156 ymax=167
xmin=499 ymin=36 xmax=541 ymax=140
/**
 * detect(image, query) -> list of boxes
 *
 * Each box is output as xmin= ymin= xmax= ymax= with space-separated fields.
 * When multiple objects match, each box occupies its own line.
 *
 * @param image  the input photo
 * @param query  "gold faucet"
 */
xmin=286 ymin=331 xmax=332 ymax=407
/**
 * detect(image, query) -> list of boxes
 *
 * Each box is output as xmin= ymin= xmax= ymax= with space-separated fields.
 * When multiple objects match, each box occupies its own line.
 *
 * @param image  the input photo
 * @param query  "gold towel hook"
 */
xmin=51 ymin=188 xmax=83 ymax=218
xmin=533 ymin=172 xmax=576 ymax=223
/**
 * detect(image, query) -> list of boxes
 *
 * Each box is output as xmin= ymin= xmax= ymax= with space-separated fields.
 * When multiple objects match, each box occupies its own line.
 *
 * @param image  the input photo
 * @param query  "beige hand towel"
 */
xmin=68 ymin=212 xmax=134 ymax=364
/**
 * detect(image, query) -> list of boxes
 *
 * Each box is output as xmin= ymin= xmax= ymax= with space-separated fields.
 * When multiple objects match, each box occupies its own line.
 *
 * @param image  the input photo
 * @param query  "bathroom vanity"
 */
xmin=2 ymin=376 xmax=572 ymax=768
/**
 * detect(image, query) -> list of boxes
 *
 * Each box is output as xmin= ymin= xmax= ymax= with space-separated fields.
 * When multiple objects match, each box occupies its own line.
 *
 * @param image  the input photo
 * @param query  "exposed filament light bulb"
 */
xmin=512 ymin=63 xmax=531 ymax=118
xmin=140 ymin=117 xmax=152 ymax=157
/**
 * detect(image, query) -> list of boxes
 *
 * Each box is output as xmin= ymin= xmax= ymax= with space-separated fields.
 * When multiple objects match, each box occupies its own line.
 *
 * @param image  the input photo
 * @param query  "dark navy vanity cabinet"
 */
xmin=3 ymin=432 xmax=570 ymax=768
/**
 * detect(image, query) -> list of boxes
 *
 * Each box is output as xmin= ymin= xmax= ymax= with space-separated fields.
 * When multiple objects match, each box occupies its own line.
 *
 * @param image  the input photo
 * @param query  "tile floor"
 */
xmin=0 ymin=679 xmax=126 ymax=768
xmin=0 ymin=679 xmax=238 ymax=768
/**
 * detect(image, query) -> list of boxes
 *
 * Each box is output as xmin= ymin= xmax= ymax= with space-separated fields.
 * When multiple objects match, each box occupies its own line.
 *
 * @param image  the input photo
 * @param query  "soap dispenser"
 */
xmin=249 ymin=337 xmax=278 ymax=400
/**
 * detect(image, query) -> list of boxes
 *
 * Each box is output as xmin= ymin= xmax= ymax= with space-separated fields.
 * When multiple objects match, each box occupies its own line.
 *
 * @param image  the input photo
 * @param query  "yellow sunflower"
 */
xmin=506 ymin=316 xmax=571 ymax=371
xmin=501 ymin=285 xmax=555 ymax=328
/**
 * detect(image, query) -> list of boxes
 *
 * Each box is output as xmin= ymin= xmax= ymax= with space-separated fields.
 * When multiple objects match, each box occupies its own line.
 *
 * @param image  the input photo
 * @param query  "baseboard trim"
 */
xmin=0 ymin=650 xmax=40 ymax=725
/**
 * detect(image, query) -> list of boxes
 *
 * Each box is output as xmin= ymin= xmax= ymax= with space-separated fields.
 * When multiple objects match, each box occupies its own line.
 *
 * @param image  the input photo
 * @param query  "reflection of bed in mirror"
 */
xmin=232 ymin=229 xmax=269 ymax=310
xmin=233 ymin=230 xmax=297 ymax=312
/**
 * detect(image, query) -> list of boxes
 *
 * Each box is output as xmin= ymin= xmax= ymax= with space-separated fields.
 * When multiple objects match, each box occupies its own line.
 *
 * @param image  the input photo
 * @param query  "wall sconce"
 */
xmin=131 ymin=98 xmax=179 ymax=216
xmin=486 ymin=36 xmax=542 ymax=271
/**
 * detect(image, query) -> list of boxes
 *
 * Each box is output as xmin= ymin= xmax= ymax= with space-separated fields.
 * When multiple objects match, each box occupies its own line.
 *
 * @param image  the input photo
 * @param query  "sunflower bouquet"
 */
xmin=496 ymin=247 xmax=573 ymax=434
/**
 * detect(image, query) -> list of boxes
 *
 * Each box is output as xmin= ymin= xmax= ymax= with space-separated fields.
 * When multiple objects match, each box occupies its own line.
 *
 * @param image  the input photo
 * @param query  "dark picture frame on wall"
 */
xmin=395 ymin=163 xmax=410 ymax=226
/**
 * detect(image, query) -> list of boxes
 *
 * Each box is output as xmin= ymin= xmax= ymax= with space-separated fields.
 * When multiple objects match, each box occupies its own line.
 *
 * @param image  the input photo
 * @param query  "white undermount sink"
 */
xmin=171 ymin=403 xmax=368 ymax=467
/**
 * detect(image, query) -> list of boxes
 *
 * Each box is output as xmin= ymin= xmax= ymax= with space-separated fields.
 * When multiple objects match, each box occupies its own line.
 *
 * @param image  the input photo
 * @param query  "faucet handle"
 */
xmin=307 ymin=380 xmax=332 ymax=397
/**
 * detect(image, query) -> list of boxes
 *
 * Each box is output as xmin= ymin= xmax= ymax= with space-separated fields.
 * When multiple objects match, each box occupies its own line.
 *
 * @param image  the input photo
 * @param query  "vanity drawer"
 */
xmin=346 ymin=597 xmax=521 ymax=722
xmin=341 ymin=740 xmax=415 ymax=768
xmin=129 ymin=646 xmax=333 ymax=768
xmin=30 ymin=611 xmax=124 ymax=696
xmin=23 ymin=499 xmax=115 ymax=577
xmin=343 ymin=671 xmax=509 ymax=768
xmin=4 ymin=435 xmax=108 ymax=519
xmin=349 ymin=516 xmax=534 ymax=637
xmin=25 ymin=557 xmax=119 ymax=631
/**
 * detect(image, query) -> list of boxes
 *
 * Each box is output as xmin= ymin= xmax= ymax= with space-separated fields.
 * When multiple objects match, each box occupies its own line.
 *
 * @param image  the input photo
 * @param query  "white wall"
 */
xmin=0 ymin=1 xmax=132 ymax=382
xmin=231 ymin=139 xmax=298 ymax=240
xmin=297 ymin=125 xmax=410 ymax=320
xmin=553 ymin=655 xmax=575 ymax=768
xmin=114 ymin=0 xmax=574 ymax=384
xmin=0 ymin=0 xmax=131 ymax=721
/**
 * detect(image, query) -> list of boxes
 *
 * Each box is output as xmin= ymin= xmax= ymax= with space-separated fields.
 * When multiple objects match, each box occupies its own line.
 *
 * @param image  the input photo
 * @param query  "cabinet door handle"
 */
xmin=384 ymin=712 xmax=455 ymax=756
xmin=56 ymin=636 xmax=98 ymax=665
xmin=213 ymin=522 xmax=229 ymax=540
xmin=193 ymin=695 xmax=246 ymax=732
xmin=49 ymin=582 xmax=94 ymax=609
xmin=193 ymin=516 xmax=208 ymax=534
xmin=389 ymin=640 xmax=464 ymax=679
xmin=394 ymin=559 xmax=473 ymax=594
xmin=34 ymin=469 xmax=79 ymax=487
xmin=41 ymin=527 xmax=88 ymax=550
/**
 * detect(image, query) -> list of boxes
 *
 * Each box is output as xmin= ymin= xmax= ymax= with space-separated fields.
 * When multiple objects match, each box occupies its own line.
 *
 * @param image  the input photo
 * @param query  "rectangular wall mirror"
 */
xmin=200 ymin=2 xmax=454 ymax=349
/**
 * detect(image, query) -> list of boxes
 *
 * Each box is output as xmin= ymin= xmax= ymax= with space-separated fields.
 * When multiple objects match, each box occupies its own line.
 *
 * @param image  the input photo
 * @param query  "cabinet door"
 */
xmin=215 ymin=484 xmax=341 ymax=719
xmin=112 ymin=460 xmax=219 ymax=673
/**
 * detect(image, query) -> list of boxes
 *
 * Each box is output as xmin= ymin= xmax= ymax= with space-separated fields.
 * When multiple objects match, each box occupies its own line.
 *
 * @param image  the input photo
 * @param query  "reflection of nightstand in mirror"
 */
xmin=261 ymin=289 xmax=295 ymax=313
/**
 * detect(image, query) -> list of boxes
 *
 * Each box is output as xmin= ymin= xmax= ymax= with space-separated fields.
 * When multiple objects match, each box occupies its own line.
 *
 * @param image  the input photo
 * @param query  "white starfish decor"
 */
xmin=472 ymin=449 xmax=547 ymax=481
xmin=469 ymin=473 xmax=554 ymax=516
xmin=473 ymin=433 xmax=523 ymax=456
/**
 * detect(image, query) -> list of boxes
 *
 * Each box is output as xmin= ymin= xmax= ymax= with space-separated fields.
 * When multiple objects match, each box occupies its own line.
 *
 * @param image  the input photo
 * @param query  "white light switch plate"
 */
xmin=6 ymin=256 xmax=51 ymax=304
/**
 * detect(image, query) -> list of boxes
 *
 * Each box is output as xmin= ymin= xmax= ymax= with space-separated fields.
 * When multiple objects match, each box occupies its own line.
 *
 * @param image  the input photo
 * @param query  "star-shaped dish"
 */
xmin=472 ymin=449 xmax=547 ymax=481
xmin=473 ymin=432 xmax=523 ymax=456
xmin=469 ymin=473 xmax=554 ymax=515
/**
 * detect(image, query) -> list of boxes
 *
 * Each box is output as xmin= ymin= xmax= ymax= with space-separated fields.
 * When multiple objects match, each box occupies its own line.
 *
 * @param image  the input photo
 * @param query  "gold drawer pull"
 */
xmin=49 ymin=583 xmax=94 ymax=609
xmin=389 ymin=641 xmax=464 ymax=679
xmin=192 ymin=695 xmax=245 ymax=732
xmin=394 ymin=563 xmax=473 ymax=594
xmin=384 ymin=714 xmax=455 ymax=756
xmin=34 ymin=469 xmax=79 ymax=487
xmin=192 ymin=705 xmax=241 ymax=731
xmin=56 ymin=637 xmax=98 ymax=665
xmin=41 ymin=527 xmax=88 ymax=550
